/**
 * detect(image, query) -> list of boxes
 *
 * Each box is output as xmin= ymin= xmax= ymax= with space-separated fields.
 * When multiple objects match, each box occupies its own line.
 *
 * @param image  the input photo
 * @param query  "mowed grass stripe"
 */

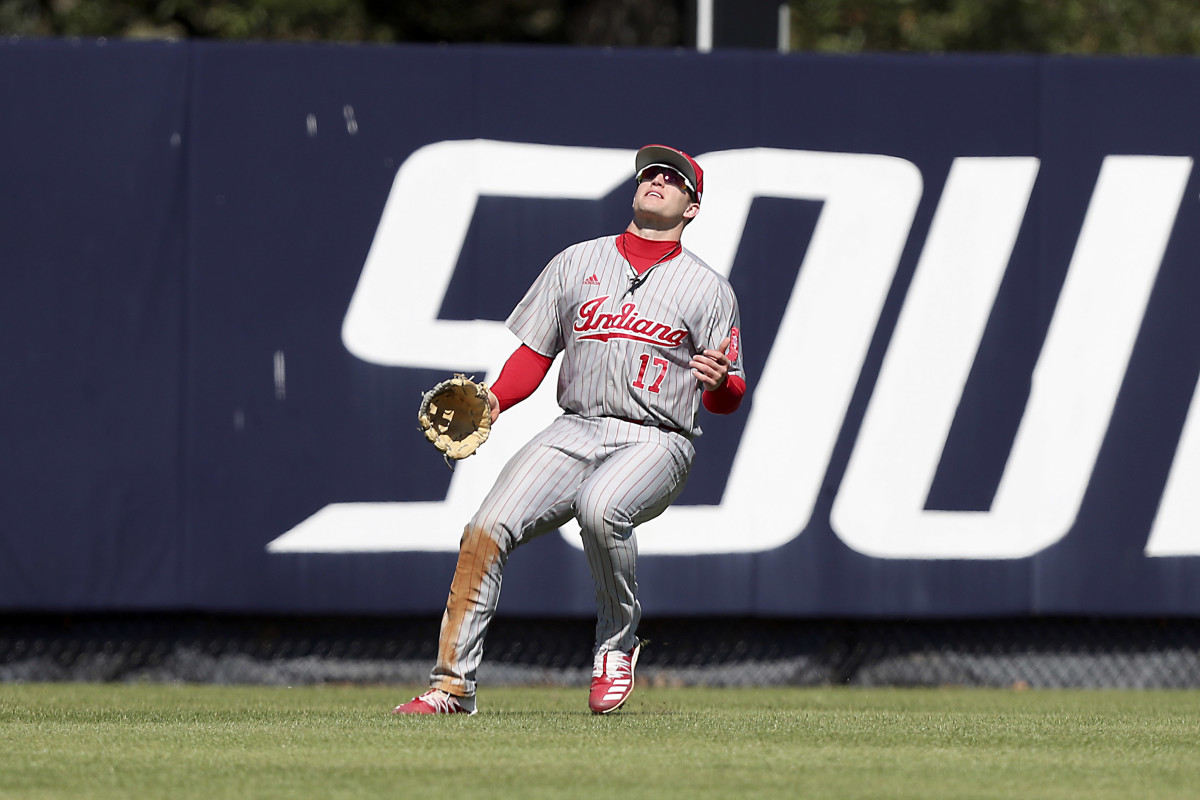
xmin=1 ymin=684 xmax=1198 ymax=799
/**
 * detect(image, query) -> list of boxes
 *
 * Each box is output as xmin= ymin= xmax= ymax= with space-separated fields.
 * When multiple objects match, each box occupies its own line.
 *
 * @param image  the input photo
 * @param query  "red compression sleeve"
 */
xmin=490 ymin=345 xmax=554 ymax=411
xmin=702 ymin=374 xmax=746 ymax=415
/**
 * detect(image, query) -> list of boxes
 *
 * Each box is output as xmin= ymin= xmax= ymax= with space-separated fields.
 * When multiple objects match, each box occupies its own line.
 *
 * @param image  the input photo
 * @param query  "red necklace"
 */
xmin=617 ymin=232 xmax=681 ymax=298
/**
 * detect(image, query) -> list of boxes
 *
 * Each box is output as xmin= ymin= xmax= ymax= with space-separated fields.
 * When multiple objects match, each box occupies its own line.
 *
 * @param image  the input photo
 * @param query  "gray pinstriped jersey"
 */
xmin=507 ymin=234 xmax=743 ymax=437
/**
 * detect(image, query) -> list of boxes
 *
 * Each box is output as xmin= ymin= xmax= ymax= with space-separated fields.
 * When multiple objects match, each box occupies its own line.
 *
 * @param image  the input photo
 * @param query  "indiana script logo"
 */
xmin=572 ymin=296 xmax=689 ymax=347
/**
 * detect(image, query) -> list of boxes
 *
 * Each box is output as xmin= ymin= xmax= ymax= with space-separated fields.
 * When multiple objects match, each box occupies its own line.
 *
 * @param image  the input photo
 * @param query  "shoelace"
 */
xmin=418 ymin=690 xmax=462 ymax=713
xmin=593 ymin=649 xmax=632 ymax=679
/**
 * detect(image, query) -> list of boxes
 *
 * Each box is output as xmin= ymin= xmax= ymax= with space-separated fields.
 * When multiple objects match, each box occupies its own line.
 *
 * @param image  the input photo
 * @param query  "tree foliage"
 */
xmin=791 ymin=0 xmax=1200 ymax=55
xmin=0 ymin=0 xmax=684 ymax=45
xmin=2 ymin=0 xmax=1199 ymax=54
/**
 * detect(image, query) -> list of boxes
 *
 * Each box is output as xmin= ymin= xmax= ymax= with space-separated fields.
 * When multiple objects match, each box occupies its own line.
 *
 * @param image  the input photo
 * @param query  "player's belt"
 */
xmin=613 ymin=416 xmax=685 ymax=436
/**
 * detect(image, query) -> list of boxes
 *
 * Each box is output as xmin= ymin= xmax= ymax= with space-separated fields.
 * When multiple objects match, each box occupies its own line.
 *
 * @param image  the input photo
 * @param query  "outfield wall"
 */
xmin=4 ymin=39 xmax=1200 ymax=617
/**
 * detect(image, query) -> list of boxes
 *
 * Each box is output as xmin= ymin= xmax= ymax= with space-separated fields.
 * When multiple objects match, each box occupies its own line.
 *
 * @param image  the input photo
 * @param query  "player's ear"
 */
xmin=683 ymin=201 xmax=700 ymax=221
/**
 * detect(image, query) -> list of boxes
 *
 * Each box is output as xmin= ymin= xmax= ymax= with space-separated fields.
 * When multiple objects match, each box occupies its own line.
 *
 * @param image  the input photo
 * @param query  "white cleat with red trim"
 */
xmin=588 ymin=642 xmax=641 ymax=714
xmin=391 ymin=689 xmax=477 ymax=716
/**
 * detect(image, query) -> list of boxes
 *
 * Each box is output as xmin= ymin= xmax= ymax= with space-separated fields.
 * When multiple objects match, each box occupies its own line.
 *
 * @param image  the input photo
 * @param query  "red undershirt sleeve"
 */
xmin=490 ymin=345 xmax=555 ymax=412
xmin=702 ymin=374 xmax=746 ymax=415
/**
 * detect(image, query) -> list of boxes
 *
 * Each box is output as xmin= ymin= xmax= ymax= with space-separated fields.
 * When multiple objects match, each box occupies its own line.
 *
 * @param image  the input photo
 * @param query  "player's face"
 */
xmin=632 ymin=167 xmax=699 ymax=226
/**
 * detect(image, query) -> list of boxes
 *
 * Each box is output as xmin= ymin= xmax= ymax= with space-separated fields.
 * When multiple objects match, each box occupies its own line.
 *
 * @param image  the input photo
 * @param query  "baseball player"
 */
xmin=393 ymin=145 xmax=746 ymax=715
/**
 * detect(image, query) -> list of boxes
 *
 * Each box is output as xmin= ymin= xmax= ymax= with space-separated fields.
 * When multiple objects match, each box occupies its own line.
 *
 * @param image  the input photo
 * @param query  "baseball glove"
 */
xmin=417 ymin=374 xmax=492 ymax=464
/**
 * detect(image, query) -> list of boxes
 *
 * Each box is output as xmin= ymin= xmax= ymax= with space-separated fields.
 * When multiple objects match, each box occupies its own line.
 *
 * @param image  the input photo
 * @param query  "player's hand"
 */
xmin=487 ymin=388 xmax=501 ymax=423
xmin=690 ymin=337 xmax=731 ymax=392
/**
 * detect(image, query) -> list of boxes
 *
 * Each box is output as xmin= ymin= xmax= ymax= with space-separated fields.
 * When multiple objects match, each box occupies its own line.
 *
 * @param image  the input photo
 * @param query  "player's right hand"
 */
xmin=488 ymin=389 xmax=501 ymax=423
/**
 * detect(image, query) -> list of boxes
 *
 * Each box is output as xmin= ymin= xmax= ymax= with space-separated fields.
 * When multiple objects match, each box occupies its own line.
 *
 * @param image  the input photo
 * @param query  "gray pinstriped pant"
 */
xmin=430 ymin=414 xmax=695 ymax=698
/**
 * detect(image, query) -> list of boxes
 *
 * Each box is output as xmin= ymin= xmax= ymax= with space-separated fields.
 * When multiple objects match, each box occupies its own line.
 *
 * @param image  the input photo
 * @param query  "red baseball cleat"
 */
xmin=391 ymin=689 xmax=476 ymax=715
xmin=588 ymin=642 xmax=641 ymax=714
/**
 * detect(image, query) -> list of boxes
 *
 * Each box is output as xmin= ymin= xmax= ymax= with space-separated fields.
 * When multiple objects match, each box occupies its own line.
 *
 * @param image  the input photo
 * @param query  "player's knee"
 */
xmin=576 ymin=492 xmax=633 ymax=543
xmin=462 ymin=514 xmax=517 ymax=555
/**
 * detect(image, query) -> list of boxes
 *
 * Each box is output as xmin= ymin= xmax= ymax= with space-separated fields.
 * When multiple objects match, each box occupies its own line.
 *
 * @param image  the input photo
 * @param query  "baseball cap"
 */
xmin=635 ymin=144 xmax=703 ymax=203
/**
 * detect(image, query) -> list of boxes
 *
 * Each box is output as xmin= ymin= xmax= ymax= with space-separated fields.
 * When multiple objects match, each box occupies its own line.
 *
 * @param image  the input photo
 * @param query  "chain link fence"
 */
xmin=3 ymin=614 xmax=1200 ymax=689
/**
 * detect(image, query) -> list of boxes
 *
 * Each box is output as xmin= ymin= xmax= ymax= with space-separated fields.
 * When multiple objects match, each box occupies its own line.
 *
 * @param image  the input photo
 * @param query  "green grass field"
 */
xmin=2 ymin=683 xmax=1199 ymax=799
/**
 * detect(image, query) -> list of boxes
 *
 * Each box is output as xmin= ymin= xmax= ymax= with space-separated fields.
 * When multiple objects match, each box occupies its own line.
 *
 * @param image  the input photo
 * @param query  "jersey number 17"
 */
xmin=632 ymin=354 xmax=668 ymax=393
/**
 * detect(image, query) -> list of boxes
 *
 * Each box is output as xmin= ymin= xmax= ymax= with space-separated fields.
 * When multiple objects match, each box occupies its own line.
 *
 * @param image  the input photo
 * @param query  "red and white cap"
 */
xmin=635 ymin=144 xmax=703 ymax=203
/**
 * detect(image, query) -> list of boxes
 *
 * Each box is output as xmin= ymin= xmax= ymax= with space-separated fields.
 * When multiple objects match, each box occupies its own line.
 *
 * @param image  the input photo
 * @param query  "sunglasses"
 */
xmin=636 ymin=165 xmax=693 ymax=195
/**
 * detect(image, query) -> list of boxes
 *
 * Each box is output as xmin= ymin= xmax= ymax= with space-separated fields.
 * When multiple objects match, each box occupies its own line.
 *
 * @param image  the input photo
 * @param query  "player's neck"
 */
xmin=625 ymin=219 xmax=684 ymax=242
